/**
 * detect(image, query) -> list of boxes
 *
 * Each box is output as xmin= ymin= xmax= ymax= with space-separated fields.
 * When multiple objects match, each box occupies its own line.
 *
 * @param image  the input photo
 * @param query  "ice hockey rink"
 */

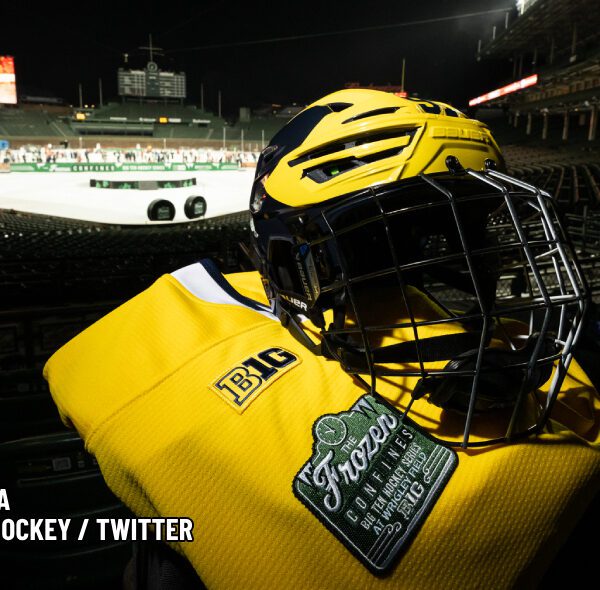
xmin=0 ymin=168 xmax=255 ymax=224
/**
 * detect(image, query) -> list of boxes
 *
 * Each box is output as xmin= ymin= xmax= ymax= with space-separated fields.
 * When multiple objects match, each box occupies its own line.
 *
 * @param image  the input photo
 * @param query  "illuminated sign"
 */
xmin=0 ymin=56 xmax=17 ymax=105
xmin=469 ymin=74 xmax=538 ymax=106
xmin=75 ymin=112 xmax=87 ymax=121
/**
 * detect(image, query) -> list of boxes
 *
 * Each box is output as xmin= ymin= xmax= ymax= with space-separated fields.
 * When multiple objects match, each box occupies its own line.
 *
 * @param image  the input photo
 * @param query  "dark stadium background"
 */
xmin=1 ymin=0 xmax=599 ymax=588
xmin=3 ymin=0 xmax=513 ymax=112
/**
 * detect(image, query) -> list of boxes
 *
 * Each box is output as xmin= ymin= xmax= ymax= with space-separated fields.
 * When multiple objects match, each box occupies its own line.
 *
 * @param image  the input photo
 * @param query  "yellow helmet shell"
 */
xmin=263 ymin=89 xmax=504 ymax=207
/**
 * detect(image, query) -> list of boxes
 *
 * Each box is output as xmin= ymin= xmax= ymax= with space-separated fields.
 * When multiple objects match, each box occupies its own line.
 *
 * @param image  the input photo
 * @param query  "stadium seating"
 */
xmin=50 ymin=119 xmax=76 ymax=138
xmin=153 ymin=124 xmax=214 ymax=140
xmin=0 ymin=431 xmax=133 ymax=589
xmin=89 ymin=102 xmax=218 ymax=123
xmin=0 ymin=102 xmax=286 ymax=144
xmin=74 ymin=102 xmax=230 ymax=140
xmin=0 ymin=207 xmax=254 ymax=585
xmin=0 ymin=209 xmax=251 ymax=442
xmin=0 ymin=209 xmax=251 ymax=305
xmin=502 ymin=145 xmax=600 ymax=298
xmin=505 ymin=146 xmax=600 ymax=211
xmin=238 ymin=116 xmax=285 ymax=141
xmin=0 ymin=301 xmax=120 ymax=441
xmin=0 ymin=109 xmax=63 ymax=138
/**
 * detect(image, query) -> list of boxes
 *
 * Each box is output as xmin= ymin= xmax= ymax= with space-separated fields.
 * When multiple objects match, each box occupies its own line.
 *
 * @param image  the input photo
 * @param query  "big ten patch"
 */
xmin=210 ymin=347 xmax=301 ymax=413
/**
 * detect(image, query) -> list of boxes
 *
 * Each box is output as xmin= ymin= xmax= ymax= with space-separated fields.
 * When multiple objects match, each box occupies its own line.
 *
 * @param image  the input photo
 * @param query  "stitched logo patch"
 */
xmin=210 ymin=347 xmax=300 ymax=414
xmin=293 ymin=394 xmax=457 ymax=574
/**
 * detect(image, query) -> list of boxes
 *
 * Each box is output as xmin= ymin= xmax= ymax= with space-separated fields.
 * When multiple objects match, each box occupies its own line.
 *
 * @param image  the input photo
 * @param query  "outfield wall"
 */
xmin=9 ymin=162 xmax=243 ymax=173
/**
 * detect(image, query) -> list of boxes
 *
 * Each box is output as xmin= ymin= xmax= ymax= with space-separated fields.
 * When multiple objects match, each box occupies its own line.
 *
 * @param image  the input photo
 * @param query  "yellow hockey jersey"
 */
xmin=44 ymin=260 xmax=600 ymax=590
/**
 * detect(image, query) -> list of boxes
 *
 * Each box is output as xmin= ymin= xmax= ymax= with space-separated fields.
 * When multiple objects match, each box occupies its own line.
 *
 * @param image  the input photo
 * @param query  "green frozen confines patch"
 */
xmin=293 ymin=394 xmax=457 ymax=574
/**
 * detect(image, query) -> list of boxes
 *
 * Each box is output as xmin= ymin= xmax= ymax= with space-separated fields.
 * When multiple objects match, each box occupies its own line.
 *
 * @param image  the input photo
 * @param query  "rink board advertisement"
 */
xmin=8 ymin=162 xmax=242 ymax=172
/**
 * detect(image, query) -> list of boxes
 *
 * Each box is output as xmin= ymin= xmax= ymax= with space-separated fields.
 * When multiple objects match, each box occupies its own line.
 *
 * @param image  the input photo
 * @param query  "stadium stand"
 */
xmin=0 ymin=207 xmax=252 ymax=588
xmin=237 ymin=116 xmax=287 ymax=142
xmin=71 ymin=102 xmax=226 ymax=138
xmin=503 ymin=144 xmax=600 ymax=272
xmin=476 ymin=0 xmax=600 ymax=144
xmin=0 ymin=100 xmax=287 ymax=148
xmin=153 ymin=124 xmax=213 ymax=140
xmin=499 ymin=145 xmax=600 ymax=431
xmin=0 ymin=109 xmax=64 ymax=138
xmin=89 ymin=102 xmax=213 ymax=122
xmin=0 ymin=431 xmax=134 ymax=589
xmin=0 ymin=209 xmax=251 ymax=305
xmin=474 ymin=0 xmax=600 ymax=325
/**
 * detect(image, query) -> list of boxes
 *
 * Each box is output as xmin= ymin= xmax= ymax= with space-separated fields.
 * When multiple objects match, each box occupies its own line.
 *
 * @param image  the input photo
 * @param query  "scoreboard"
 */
xmin=0 ymin=56 xmax=17 ymax=105
xmin=118 ymin=62 xmax=186 ymax=99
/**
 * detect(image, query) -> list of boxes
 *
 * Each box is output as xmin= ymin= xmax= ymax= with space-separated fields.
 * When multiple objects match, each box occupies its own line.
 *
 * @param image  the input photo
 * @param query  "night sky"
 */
xmin=3 ymin=0 xmax=515 ymax=116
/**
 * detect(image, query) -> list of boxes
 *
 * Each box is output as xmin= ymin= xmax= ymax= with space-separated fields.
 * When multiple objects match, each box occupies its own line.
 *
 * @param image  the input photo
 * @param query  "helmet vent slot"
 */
xmin=327 ymin=102 xmax=353 ymax=112
xmin=342 ymin=107 xmax=400 ymax=124
xmin=289 ymin=128 xmax=417 ymax=168
xmin=303 ymin=146 xmax=405 ymax=183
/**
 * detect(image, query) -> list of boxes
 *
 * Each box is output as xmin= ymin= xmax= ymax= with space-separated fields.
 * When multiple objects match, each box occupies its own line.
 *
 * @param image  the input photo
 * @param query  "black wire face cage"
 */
xmin=257 ymin=168 xmax=589 ymax=447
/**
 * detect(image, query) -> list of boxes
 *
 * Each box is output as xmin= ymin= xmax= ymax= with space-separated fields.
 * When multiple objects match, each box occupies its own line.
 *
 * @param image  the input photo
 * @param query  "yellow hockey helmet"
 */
xmin=249 ymin=89 xmax=588 ymax=447
xmin=253 ymin=88 xmax=504 ymax=210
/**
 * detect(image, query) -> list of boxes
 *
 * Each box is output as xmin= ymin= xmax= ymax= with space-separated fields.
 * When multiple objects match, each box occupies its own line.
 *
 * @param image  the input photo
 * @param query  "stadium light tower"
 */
xmin=139 ymin=35 xmax=164 ymax=64
xmin=401 ymin=58 xmax=406 ymax=93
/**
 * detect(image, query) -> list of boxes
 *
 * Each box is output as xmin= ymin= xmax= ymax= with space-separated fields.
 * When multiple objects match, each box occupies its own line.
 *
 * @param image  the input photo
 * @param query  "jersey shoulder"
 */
xmin=44 ymin=260 xmax=277 ymax=438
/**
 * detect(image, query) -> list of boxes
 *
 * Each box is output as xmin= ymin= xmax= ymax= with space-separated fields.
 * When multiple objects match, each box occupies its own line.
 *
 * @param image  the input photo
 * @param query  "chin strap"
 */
xmin=276 ymin=303 xmax=323 ymax=357
xmin=330 ymin=331 xmax=485 ymax=372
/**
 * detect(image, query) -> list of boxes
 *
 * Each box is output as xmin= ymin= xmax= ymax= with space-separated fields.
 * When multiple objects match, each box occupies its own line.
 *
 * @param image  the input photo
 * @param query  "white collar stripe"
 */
xmin=170 ymin=261 xmax=277 ymax=321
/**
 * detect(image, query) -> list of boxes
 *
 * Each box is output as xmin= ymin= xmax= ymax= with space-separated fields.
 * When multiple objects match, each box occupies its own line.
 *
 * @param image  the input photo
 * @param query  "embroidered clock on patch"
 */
xmin=293 ymin=394 xmax=457 ymax=574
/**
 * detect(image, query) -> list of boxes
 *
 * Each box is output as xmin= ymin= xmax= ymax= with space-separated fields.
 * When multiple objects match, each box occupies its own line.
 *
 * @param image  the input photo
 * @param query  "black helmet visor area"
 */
xmin=281 ymin=170 xmax=588 ymax=447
